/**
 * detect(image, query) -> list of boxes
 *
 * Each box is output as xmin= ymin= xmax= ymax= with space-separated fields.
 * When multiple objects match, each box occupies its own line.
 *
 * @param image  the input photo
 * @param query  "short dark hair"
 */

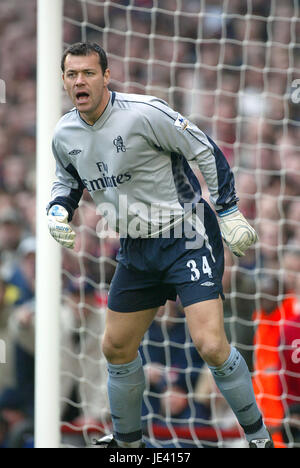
xmin=61 ymin=42 xmax=108 ymax=74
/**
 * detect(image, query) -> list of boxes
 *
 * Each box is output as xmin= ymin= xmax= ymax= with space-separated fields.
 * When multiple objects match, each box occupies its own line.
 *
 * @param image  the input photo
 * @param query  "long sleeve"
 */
xmin=142 ymin=98 xmax=239 ymax=213
xmin=47 ymin=137 xmax=85 ymax=221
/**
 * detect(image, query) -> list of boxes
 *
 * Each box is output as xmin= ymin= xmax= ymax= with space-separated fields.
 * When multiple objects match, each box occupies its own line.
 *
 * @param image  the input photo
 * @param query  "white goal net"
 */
xmin=59 ymin=0 xmax=300 ymax=448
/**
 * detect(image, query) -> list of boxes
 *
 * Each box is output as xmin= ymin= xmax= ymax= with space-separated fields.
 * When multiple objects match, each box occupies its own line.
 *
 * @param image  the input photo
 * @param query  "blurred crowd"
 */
xmin=0 ymin=0 xmax=299 ymax=448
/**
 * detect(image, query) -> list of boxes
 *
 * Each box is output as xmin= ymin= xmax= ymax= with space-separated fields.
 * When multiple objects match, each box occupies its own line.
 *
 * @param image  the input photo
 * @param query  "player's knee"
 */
xmin=194 ymin=336 xmax=229 ymax=367
xmin=101 ymin=332 xmax=136 ymax=364
xmin=101 ymin=333 xmax=125 ymax=362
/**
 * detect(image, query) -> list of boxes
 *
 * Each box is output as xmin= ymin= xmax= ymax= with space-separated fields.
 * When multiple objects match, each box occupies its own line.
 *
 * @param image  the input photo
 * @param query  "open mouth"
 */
xmin=75 ymin=91 xmax=90 ymax=104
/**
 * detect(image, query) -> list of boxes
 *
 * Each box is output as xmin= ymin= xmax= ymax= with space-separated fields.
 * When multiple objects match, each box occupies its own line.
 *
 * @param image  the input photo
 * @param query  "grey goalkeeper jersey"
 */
xmin=49 ymin=91 xmax=238 ymax=237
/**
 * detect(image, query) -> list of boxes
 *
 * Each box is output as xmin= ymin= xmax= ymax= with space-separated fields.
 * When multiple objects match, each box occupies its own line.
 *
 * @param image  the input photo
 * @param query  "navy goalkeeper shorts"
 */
xmin=108 ymin=199 xmax=224 ymax=312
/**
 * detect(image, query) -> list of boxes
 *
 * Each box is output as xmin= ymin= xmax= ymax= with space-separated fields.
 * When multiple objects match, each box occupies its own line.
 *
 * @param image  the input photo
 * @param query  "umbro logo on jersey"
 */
xmin=113 ymin=136 xmax=126 ymax=153
xmin=68 ymin=149 xmax=82 ymax=156
xmin=201 ymin=281 xmax=215 ymax=287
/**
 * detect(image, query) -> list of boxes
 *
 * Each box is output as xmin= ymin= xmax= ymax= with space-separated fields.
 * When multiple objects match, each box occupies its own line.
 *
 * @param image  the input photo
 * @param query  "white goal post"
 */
xmin=35 ymin=0 xmax=63 ymax=449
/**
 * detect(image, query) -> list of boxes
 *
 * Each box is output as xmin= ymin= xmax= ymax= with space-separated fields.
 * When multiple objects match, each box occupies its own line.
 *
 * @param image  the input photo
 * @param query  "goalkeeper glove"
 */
xmin=48 ymin=205 xmax=76 ymax=249
xmin=218 ymin=207 xmax=258 ymax=257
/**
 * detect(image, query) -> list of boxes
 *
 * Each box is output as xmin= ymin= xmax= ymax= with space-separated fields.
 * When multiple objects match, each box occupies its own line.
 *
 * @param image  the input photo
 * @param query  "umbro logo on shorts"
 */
xmin=201 ymin=281 xmax=215 ymax=287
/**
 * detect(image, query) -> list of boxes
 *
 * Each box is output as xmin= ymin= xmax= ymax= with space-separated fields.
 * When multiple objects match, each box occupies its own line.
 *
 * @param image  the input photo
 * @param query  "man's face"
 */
xmin=63 ymin=52 xmax=110 ymax=123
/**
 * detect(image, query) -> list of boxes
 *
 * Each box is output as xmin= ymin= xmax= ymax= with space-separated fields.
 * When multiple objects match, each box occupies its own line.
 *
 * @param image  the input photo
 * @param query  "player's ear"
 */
xmin=62 ymin=73 xmax=67 ymax=91
xmin=103 ymin=68 xmax=110 ymax=87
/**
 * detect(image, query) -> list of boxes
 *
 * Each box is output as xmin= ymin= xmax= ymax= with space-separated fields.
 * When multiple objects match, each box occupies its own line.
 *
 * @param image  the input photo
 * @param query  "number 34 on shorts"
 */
xmin=186 ymin=256 xmax=213 ymax=282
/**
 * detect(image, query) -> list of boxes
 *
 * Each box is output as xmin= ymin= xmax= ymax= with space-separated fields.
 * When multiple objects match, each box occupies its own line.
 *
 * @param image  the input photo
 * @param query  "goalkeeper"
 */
xmin=48 ymin=42 xmax=273 ymax=448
